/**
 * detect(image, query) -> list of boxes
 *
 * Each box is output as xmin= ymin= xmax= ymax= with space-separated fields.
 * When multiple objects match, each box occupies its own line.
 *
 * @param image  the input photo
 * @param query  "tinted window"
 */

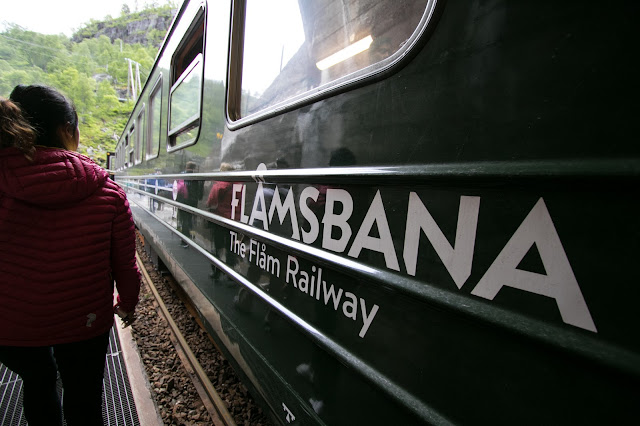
xmin=237 ymin=0 xmax=432 ymax=118
xmin=169 ymin=10 xmax=205 ymax=150
xmin=147 ymin=77 xmax=163 ymax=160
xmin=135 ymin=108 xmax=145 ymax=164
xmin=169 ymin=56 xmax=202 ymax=136
xmin=127 ymin=127 xmax=134 ymax=167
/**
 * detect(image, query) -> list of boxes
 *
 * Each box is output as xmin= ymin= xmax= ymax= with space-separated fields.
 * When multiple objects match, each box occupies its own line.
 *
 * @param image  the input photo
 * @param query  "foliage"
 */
xmin=0 ymin=3 xmax=175 ymax=166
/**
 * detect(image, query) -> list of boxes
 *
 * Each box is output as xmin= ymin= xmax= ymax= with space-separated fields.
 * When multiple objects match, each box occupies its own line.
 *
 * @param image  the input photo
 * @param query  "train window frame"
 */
xmin=134 ymin=105 xmax=145 ymax=165
xmin=146 ymin=75 xmax=163 ymax=160
xmin=125 ymin=128 xmax=134 ymax=168
xmin=168 ymin=55 xmax=203 ymax=150
xmin=227 ymin=0 xmax=441 ymax=129
xmin=167 ymin=5 xmax=206 ymax=153
xmin=128 ymin=137 xmax=134 ymax=167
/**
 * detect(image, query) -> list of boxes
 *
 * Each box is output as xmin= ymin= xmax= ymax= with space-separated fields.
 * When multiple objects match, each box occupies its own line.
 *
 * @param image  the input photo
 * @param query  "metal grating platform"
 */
xmin=0 ymin=327 xmax=141 ymax=426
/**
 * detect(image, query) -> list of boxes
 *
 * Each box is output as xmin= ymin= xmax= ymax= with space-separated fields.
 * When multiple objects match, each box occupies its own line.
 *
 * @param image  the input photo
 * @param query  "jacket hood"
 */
xmin=0 ymin=147 xmax=108 ymax=206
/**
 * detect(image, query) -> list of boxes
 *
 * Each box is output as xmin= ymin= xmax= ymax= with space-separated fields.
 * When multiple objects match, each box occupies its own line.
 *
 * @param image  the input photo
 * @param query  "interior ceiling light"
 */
xmin=316 ymin=35 xmax=373 ymax=70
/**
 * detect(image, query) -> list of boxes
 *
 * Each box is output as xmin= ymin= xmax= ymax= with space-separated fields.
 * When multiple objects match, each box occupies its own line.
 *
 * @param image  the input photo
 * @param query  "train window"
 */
xmin=123 ymin=132 xmax=129 ymax=167
xmin=231 ymin=0 xmax=434 ymax=121
xmin=134 ymin=106 xmax=145 ymax=165
xmin=147 ymin=76 xmax=163 ymax=160
xmin=127 ymin=126 xmax=134 ymax=167
xmin=168 ymin=9 xmax=205 ymax=151
xmin=169 ymin=56 xmax=202 ymax=148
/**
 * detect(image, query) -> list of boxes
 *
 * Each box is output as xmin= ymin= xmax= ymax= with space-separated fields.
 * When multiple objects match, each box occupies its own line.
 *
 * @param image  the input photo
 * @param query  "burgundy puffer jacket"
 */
xmin=0 ymin=147 xmax=140 ymax=346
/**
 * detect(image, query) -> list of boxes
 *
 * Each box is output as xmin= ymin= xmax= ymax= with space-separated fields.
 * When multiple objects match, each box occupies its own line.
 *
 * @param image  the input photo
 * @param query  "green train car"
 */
xmin=112 ymin=0 xmax=640 ymax=424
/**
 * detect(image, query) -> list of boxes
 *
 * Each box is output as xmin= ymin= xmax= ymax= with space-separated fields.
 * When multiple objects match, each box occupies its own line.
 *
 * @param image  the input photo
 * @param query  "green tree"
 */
xmin=0 ymin=2 xmax=175 ymax=163
xmin=1 ymin=26 xmax=69 ymax=72
xmin=0 ymin=68 xmax=47 ymax=97
xmin=48 ymin=68 xmax=96 ymax=115
xmin=95 ymin=80 xmax=121 ymax=115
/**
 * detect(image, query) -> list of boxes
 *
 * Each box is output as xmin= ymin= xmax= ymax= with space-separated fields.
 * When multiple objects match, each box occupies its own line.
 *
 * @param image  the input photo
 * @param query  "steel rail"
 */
xmin=135 ymin=252 xmax=236 ymax=426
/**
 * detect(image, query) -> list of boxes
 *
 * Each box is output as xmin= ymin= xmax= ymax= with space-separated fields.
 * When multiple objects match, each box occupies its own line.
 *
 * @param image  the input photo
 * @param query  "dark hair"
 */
xmin=0 ymin=97 xmax=36 ymax=159
xmin=329 ymin=147 xmax=356 ymax=167
xmin=8 ymin=85 xmax=78 ymax=149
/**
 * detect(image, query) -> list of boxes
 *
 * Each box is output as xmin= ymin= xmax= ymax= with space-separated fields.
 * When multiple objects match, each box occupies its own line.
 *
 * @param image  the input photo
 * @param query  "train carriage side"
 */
xmin=114 ymin=0 xmax=640 ymax=424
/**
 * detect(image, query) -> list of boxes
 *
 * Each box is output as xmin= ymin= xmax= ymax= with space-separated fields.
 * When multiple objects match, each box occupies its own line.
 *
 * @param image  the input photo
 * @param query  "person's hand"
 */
xmin=114 ymin=305 xmax=136 ymax=328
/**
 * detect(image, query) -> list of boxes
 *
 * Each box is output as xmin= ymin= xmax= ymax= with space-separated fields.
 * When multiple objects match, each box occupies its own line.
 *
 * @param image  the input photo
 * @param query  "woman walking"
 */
xmin=0 ymin=84 xmax=140 ymax=426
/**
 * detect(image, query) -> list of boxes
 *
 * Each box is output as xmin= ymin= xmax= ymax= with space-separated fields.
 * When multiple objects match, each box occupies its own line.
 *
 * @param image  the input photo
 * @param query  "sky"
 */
xmin=1 ymin=0 xmax=146 ymax=36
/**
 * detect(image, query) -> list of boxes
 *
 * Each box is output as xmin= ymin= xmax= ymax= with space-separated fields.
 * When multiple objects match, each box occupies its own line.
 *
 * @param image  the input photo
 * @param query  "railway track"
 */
xmin=135 ymin=252 xmax=237 ymax=426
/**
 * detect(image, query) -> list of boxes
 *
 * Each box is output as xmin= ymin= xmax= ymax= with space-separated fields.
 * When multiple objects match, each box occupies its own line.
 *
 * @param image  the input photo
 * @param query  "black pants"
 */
xmin=0 ymin=330 xmax=111 ymax=426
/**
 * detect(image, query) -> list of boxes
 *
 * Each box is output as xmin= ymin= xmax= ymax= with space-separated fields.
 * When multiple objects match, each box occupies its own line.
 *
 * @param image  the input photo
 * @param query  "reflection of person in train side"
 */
xmin=309 ymin=147 xmax=357 ymax=230
xmin=297 ymin=147 xmax=356 ymax=416
xmin=176 ymin=161 xmax=203 ymax=247
xmin=146 ymin=168 xmax=165 ymax=212
xmin=207 ymin=163 xmax=240 ymax=277
xmin=232 ymin=159 xmax=292 ymax=317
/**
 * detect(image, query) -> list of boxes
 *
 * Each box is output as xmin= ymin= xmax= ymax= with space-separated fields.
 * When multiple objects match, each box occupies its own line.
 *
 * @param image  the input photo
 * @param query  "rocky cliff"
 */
xmin=72 ymin=7 xmax=177 ymax=48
